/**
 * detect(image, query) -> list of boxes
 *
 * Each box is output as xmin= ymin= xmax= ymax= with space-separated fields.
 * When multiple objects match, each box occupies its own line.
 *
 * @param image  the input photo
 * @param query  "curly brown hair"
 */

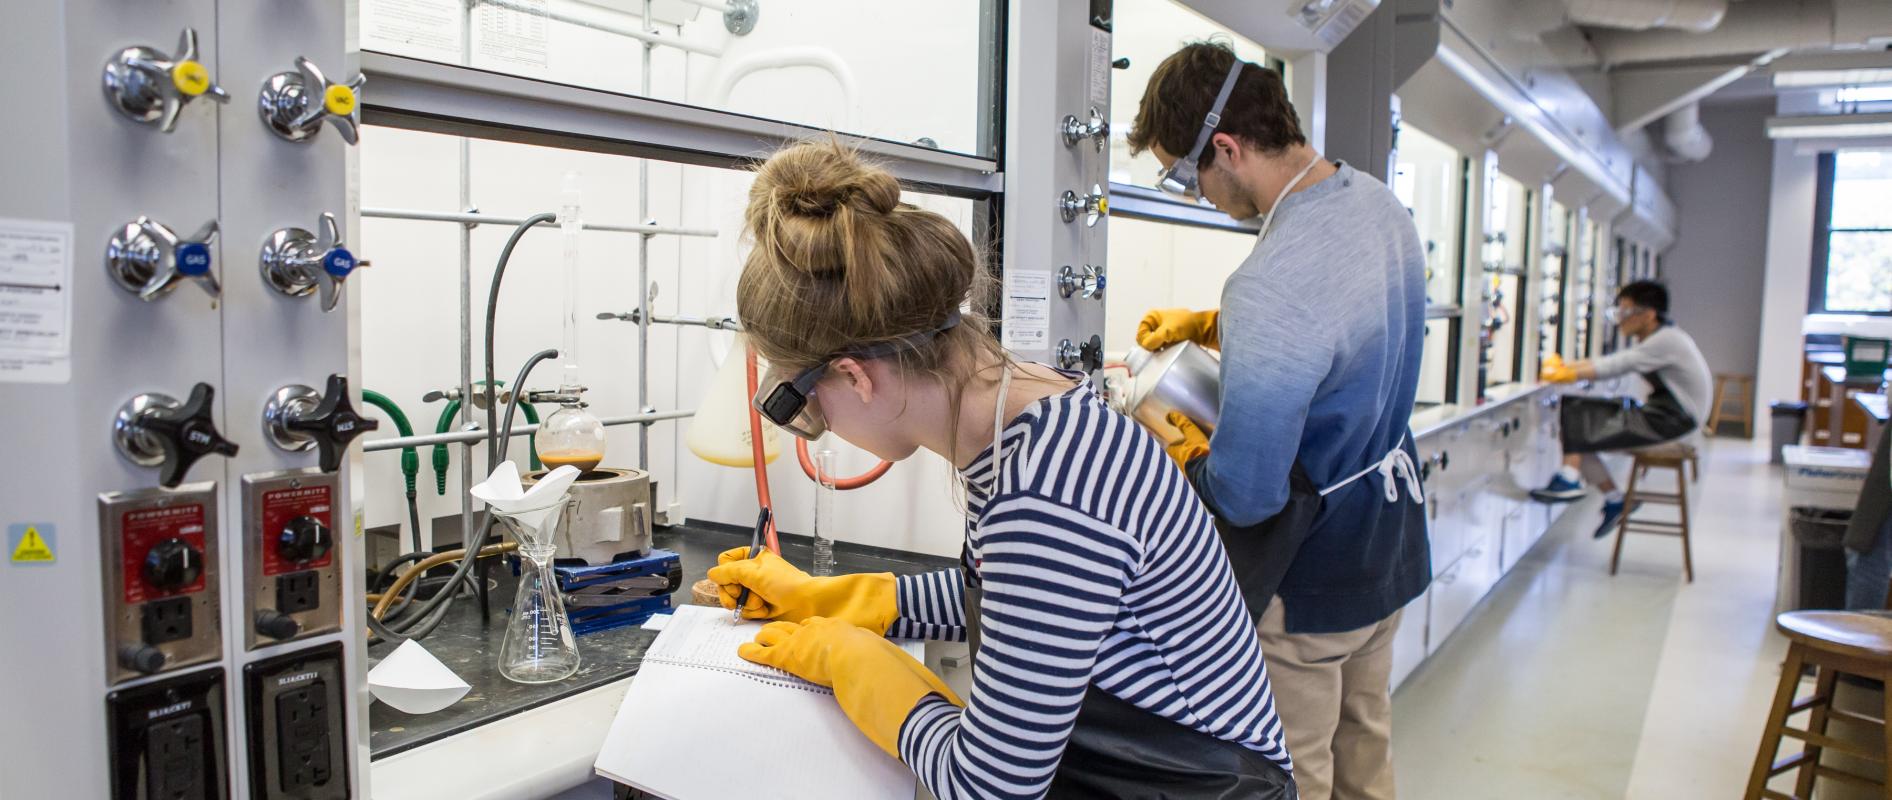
xmin=1127 ymin=41 xmax=1305 ymax=169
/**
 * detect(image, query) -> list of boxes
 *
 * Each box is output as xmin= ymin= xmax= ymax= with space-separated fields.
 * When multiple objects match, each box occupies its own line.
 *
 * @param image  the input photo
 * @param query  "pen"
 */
xmin=733 ymin=507 xmax=771 ymax=621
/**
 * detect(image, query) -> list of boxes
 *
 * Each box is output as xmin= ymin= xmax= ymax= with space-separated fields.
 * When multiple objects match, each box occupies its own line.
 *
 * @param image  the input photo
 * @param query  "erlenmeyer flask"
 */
xmin=492 ymin=495 xmax=582 ymax=684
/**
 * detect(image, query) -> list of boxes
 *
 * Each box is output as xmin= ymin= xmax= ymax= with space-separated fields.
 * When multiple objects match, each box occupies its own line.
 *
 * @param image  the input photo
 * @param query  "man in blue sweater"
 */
xmin=1128 ymin=42 xmax=1431 ymax=800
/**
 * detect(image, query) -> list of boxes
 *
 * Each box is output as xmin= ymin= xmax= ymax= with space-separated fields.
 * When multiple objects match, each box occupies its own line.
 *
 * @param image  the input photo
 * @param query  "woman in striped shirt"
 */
xmin=710 ymin=141 xmax=1295 ymax=799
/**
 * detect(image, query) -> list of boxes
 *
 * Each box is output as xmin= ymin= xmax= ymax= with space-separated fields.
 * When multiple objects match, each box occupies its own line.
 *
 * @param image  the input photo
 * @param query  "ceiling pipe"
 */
xmin=1587 ymin=0 xmax=1892 ymax=68
xmin=1661 ymin=103 xmax=1714 ymax=162
xmin=1564 ymin=0 xmax=1727 ymax=32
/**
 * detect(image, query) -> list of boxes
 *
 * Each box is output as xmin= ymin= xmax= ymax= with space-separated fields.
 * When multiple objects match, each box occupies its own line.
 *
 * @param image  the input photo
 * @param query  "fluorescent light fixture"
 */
xmin=1767 ymin=112 xmax=1892 ymax=139
xmin=1774 ymin=68 xmax=1892 ymax=88
xmin=1837 ymin=86 xmax=1892 ymax=104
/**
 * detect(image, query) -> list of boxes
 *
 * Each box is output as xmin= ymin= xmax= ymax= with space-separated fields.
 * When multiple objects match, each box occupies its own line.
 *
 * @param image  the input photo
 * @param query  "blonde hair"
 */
xmin=737 ymin=140 xmax=1009 ymax=462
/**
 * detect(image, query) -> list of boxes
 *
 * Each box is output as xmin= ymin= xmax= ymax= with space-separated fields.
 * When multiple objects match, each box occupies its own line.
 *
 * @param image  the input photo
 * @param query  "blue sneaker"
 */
xmin=1530 ymin=474 xmax=1585 ymax=503
xmin=1594 ymin=499 xmax=1631 ymax=539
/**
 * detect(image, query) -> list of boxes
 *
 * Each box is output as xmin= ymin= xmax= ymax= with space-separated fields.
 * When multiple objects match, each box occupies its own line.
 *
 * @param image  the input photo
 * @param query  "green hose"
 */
xmin=362 ymin=390 xmax=418 ymax=495
xmin=430 ymin=382 xmax=541 ymax=496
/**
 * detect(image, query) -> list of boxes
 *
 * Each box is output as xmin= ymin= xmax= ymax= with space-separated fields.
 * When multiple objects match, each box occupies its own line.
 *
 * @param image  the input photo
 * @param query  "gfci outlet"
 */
xmin=245 ymin=643 xmax=349 ymax=799
xmin=107 ymin=668 xmax=230 ymax=800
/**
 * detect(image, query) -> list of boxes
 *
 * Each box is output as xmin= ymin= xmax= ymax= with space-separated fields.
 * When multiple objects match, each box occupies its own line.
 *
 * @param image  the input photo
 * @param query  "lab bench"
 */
xmin=367 ymin=524 xmax=956 ymax=799
xmin=1395 ymin=382 xmax=1579 ymax=691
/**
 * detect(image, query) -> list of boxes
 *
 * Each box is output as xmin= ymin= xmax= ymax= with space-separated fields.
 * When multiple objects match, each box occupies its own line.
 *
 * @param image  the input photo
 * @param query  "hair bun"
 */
xmin=755 ymin=141 xmax=901 ymax=220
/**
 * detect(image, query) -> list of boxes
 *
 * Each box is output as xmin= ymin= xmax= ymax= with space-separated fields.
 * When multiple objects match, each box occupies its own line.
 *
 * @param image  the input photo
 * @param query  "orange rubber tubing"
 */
xmin=797 ymin=437 xmax=892 ymax=489
xmin=743 ymin=347 xmax=781 ymax=553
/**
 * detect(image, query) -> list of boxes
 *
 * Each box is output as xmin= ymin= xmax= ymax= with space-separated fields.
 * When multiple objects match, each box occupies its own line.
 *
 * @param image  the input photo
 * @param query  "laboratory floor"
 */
xmin=1392 ymin=435 xmax=1792 ymax=799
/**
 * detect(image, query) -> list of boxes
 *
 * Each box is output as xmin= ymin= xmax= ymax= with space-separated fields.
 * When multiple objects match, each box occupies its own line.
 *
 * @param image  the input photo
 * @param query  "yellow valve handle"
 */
xmin=1096 ymin=196 xmax=1109 ymax=214
xmin=323 ymin=84 xmax=357 ymax=117
xmin=172 ymin=60 xmax=211 ymax=97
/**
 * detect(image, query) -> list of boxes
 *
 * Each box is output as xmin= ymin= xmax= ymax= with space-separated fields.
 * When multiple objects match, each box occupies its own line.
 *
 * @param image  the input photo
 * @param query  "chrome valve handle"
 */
xmin=114 ymin=383 xmax=239 ymax=488
xmin=1060 ymin=184 xmax=1108 ymax=227
xmin=105 ymin=217 xmax=222 ymax=302
xmin=1058 ymin=264 xmax=1106 ymax=300
xmin=258 ymin=56 xmax=364 ymax=144
xmin=1061 ymin=107 xmax=1109 ymax=152
xmin=265 ymin=374 xmax=379 ymax=472
xmin=101 ymin=28 xmax=230 ymax=133
xmin=260 ymin=212 xmax=363 ymax=312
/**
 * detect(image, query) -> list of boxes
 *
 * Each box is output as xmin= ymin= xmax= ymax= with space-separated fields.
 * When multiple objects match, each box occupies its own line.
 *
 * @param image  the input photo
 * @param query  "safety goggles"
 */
xmin=1604 ymin=305 xmax=1647 ymax=325
xmin=1154 ymin=59 xmax=1247 ymax=202
xmin=752 ymin=312 xmax=962 ymax=441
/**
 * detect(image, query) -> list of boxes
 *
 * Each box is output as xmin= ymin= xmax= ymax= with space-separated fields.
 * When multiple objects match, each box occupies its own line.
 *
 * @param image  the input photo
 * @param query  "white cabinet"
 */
xmin=1389 ymin=592 xmax=1429 ymax=691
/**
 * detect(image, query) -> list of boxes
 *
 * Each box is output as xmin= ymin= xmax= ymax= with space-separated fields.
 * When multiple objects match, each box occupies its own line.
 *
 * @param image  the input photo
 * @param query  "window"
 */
xmin=1393 ymin=126 xmax=1468 ymax=310
xmin=359 ymin=0 xmax=1006 ymax=157
xmin=1811 ymin=149 xmax=1892 ymax=314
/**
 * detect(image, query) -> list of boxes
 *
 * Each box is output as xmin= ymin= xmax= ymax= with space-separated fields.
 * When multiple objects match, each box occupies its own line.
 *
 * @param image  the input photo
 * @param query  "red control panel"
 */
xmin=260 ymin=484 xmax=332 ymax=576
xmin=121 ymin=504 xmax=207 ymax=604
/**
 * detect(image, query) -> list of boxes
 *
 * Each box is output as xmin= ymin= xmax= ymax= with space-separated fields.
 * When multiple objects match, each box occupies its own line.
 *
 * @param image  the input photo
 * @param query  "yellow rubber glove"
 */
xmin=1539 ymin=354 xmax=1577 ymax=384
xmin=707 ymin=548 xmax=898 ymax=634
xmin=1165 ymin=411 xmax=1209 ymax=469
xmin=1136 ymin=308 xmax=1220 ymax=352
xmin=739 ymin=616 xmax=963 ymax=758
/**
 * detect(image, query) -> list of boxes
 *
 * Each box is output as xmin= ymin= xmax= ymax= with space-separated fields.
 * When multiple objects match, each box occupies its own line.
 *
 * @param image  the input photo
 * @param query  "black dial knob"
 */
xmin=277 ymin=516 xmax=331 ymax=563
xmin=254 ymin=609 xmax=301 ymax=641
xmin=1078 ymin=335 xmax=1104 ymax=373
xmin=118 ymin=643 xmax=167 ymax=675
xmin=142 ymin=537 xmax=203 ymax=591
xmin=287 ymin=374 xmax=380 ymax=472
xmin=140 ymin=382 xmax=239 ymax=488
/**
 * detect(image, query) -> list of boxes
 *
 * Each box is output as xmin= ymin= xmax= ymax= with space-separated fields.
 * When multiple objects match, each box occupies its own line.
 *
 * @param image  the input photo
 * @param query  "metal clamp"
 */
xmin=260 ymin=212 xmax=363 ymax=312
xmin=1060 ymin=184 xmax=1107 ymax=227
xmin=1061 ymin=107 xmax=1109 ymax=152
xmin=1057 ymin=265 xmax=1106 ymax=300
xmin=257 ymin=56 xmax=364 ymax=144
xmin=106 ymin=217 xmax=222 ymax=301
xmin=101 ymin=27 xmax=230 ymax=133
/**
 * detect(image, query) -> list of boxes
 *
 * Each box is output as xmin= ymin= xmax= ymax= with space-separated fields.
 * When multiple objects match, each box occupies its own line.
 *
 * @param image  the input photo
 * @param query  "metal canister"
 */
xmin=1123 ymin=343 xmax=1222 ymax=435
xmin=522 ymin=467 xmax=653 ymax=563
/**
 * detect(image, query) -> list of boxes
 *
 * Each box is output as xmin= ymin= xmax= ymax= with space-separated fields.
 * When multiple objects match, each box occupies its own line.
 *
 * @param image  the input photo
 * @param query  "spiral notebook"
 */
xmin=593 ymin=604 xmax=922 ymax=799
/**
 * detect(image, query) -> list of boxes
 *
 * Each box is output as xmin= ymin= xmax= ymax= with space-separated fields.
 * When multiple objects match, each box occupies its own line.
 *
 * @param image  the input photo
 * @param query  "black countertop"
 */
xmin=367 ymin=523 xmax=957 ymax=759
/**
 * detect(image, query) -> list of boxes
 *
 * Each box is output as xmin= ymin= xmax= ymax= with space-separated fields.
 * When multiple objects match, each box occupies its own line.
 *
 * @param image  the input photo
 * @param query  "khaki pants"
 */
xmin=1257 ymin=598 xmax=1400 ymax=800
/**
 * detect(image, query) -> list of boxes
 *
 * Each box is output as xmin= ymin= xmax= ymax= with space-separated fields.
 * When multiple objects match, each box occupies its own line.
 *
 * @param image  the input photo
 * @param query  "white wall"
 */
xmin=1663 ymin=99 xmax=1772 ymax=383
xmin=357 ymin=0 xmax=987 ymax=558
xmin=1755 ymin=106 xmax=1820 ymax=438
xmin=1103 ymin=216 xmax=1257 ymax=356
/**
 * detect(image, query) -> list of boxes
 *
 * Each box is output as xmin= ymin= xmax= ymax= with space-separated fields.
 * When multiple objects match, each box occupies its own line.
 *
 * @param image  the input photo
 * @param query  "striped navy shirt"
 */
xmin=887 ymin=378 xmax=1292 ymax=798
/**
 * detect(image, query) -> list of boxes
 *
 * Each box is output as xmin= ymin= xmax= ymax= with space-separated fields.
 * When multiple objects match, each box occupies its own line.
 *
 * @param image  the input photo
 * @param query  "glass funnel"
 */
xmin=493 ymin=495 xmax=582 ymax=684
xmin=535 ymin=403 xmax=607 ymax=473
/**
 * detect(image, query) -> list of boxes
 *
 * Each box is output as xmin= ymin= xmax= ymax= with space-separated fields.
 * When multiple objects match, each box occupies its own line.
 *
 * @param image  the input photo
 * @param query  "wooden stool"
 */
xmin=1709 ymin=373 xmax=1757 ymax=438
xmin=1745 ymin=611 xmax=1892 ymax=799
xmin=1609 ymin=443 xmax=1696 ymax=582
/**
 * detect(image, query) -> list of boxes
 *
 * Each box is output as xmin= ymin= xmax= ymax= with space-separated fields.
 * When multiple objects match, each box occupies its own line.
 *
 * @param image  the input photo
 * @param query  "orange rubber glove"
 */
xmin=1136 ymin=308 xmax=1220 ymax=352
xmin=1165 ymin=411 xmax=1209 ymax=469
xmin=739 ymin=616 xmax=963 ymax=758
xmin=1540 ymin=353 xmax=1577 ymax=384
xmin=707 ymin=548 xmax=899 ymax=634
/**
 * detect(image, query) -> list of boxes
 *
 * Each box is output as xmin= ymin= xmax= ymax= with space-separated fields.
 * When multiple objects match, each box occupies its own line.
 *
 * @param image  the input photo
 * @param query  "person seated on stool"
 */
xmin=1531 ymin=281 xmax=1713 ymax=537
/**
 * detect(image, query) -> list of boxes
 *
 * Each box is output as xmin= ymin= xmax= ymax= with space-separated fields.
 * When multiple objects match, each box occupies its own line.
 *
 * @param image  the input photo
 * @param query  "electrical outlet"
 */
xmin=276 ymin=571 xmax=320 ymax=614
xmin=245 ymin=643 xmax=348 ymax=799
xmin=141 ymin=597 xmax=195 ymax=644
xmin=276 ymin=686 xmax=332 ymax=790
xmin=107 ymin=668 xmax=228 ymax=800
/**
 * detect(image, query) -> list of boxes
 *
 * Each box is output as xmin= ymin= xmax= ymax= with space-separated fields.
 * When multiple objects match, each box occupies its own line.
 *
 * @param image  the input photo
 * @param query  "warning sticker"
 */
xmin=1002 ymin=269 xmax=1052 ymax=353
xmin=8 ymin=523 xmax=54 ymax=564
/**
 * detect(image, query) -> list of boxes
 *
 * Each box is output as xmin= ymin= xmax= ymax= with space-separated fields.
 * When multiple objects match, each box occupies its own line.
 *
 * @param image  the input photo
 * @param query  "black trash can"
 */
xmin=1772 ymin=401 xmax=1810 ymax=464
xmin=1790 ymin=507 xmax=1852 ymax=610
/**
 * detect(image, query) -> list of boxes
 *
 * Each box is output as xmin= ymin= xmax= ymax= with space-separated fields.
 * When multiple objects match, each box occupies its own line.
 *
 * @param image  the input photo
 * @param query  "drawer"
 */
xmin=1427 ymin=486 xmax=1464 ymax=571
xmin=1501 ymin=502 xmax=1531 ymax=573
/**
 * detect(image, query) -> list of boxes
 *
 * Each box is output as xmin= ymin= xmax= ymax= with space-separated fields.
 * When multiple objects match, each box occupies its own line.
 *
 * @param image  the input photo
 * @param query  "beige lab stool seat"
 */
xmin=1745 ymin=611 xmax=1892 ymax=799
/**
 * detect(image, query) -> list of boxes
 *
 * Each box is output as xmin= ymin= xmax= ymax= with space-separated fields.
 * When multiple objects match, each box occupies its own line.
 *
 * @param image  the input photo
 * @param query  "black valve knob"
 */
xmin=137 ymin=383 xmax=240 ymax=488
xmin=119 ymin=643 xmax=167 ymax=675
xmin=286 ymin=374 xmax=380 ymax=472
xmin=277 ymin=515 xmax=332 ymax=563
xmin=254 ymin=609 xmax=302 ymax=641
xmin=1078 ymin=335 xmax=1104 ymax=373
xmin=1438 ymin=451 xmax=1450 ymax=472
xmin=142 ymin=537 xmax=203 ymax=591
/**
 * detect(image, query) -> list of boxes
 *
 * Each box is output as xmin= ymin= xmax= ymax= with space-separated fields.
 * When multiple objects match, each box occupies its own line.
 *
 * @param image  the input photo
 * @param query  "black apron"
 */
xmin=960 ymin=583 xmax=1298 ymax=799
xmin=1558 ymin=372 xmax=1697 ymax=454
xmin=1195 ymin=460 xmax=1324 ymax=621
